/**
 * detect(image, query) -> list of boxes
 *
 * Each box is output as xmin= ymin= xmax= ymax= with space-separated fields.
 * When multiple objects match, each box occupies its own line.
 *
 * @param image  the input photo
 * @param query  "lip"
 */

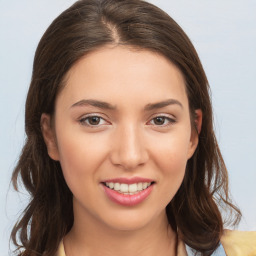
xmin=102 ymin=183 xmax=154 ymax=206
xmin=102 ymin=176 xmax=154 ymax=184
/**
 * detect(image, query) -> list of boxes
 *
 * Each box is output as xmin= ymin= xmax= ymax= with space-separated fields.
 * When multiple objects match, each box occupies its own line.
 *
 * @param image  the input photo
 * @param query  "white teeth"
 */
xmin=105 ymin=182 xmax=152 ymax=194
xmin=114 ymin=183 xmax=120 ymax=190
xmin=128 ymin=183 xmax=137 ymax=193
xmin=137 ymin=183 xmax=143 ymax=191
xmin=142 ymin=182 xmax=148 ymax=189
xmin=120 ymin=184 xmax=128 ymax=193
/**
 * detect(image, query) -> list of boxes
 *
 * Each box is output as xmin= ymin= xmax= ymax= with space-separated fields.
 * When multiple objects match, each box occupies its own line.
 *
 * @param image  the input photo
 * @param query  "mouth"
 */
xmin=101 ymin=178 xmax=155 ymax=206
xmin=102 ymin=181 xmax=154 ymax=195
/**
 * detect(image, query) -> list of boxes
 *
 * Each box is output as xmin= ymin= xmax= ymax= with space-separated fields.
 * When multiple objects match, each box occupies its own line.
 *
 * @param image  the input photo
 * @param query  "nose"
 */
xmin=109 ymin=124 xmax=149 ymax=170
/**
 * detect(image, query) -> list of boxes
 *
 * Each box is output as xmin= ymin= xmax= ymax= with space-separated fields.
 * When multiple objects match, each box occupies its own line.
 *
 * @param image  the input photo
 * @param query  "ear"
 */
xmin=40 ymin=113 xmax=60 ymax=161
xmin=187 ymin=109 xmax=202 ymax=159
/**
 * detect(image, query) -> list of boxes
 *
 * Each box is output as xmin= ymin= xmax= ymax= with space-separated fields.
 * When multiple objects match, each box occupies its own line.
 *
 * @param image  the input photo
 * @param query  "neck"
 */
xmin=64 ymin=206 xmax=177 ymax=256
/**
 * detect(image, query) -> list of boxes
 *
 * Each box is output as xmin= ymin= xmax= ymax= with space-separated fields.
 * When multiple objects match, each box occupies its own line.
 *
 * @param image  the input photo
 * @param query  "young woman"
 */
xmin=11 ymin=0 xmax=256 ymax=255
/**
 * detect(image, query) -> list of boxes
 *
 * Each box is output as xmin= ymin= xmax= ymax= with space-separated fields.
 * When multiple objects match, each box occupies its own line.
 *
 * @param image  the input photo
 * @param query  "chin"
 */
xmin=101 ymin=208 xmax=166 ymax=232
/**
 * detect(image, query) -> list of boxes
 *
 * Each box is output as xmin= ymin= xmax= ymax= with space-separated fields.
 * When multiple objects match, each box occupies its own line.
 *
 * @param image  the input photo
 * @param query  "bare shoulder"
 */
xmin=221 ymin=229 xmax=256 ymax=256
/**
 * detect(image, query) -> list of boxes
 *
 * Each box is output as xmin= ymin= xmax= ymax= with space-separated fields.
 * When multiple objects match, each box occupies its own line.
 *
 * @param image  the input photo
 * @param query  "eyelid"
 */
xmin=77 ymin=112 xmax=176 ymax=128
xmin=147 ymin=113 xmax=176 ymax=127
xmin=78 ymin=113 xmax=110 ymax=127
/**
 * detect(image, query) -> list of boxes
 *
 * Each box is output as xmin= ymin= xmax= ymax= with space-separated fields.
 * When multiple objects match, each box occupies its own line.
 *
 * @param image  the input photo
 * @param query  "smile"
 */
xmin=104 ymin=182 xmax=152 ymax=195
xmin=101 ymin=178 xmax=155 ymax=206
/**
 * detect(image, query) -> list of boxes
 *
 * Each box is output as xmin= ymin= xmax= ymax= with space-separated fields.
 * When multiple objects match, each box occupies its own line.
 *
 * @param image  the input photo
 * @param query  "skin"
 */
xmin=41 ymin=45 xmax=202 ymax=256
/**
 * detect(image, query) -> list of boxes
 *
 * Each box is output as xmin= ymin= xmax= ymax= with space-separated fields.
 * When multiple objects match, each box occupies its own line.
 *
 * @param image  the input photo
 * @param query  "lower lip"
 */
xmin=102 ymin=184 xmax=154 ymax=206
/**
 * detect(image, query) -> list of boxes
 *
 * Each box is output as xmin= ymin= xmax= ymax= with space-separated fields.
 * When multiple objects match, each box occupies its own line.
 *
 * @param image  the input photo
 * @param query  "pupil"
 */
xmin=89 ymin=116 xmax=100 ymax=125
xmin=155 ymin=117 xmax=165 ymax=125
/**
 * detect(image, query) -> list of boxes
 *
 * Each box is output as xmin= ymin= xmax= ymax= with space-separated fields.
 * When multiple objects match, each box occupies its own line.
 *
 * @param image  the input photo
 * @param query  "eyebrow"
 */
xmin=70 ymin=99 xmax=116 ymax=110
xmin=144 ymin=99 xmax=183 ymax=111
xmin=70 ymin=98 xmax=183 ymax=111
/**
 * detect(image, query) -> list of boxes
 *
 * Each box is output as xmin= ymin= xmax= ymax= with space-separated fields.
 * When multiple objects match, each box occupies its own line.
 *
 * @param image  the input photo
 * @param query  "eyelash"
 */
xmin=148 ymin=115 xmax=176 ymax=127
xmin=79 ymin=114 xmax=176 ymax=128
xmin=79 ymin=115 xmax=109 ymax=127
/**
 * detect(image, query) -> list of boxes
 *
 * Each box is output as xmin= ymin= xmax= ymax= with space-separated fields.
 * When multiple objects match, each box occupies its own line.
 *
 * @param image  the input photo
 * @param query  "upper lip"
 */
xmin=101 ymin=177 xmax=154 ymax=184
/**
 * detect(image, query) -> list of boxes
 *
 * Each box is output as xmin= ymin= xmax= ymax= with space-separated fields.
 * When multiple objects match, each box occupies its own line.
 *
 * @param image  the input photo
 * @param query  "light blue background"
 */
xmin=1 ymin=0 xmax=255 ymax=255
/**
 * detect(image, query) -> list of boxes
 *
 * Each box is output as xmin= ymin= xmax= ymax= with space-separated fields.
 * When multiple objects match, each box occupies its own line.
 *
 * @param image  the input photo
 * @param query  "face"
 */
xmin=41 ymin=46 xmax=201 ymax=232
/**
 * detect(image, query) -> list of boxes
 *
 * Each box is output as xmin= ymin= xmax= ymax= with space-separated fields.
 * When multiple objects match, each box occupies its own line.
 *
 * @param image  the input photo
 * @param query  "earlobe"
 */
xmin=40 ymin=113 xmax=59 ymax=161
xmin=187 ymin=109 xmax=202 ymax=159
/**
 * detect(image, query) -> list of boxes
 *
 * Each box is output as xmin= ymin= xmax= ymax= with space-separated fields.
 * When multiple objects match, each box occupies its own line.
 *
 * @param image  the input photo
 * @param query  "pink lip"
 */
xmin=102 ymin=177 xmax=153 ymax=184
xmin=101 ymin=182 xmax=154 ymax=206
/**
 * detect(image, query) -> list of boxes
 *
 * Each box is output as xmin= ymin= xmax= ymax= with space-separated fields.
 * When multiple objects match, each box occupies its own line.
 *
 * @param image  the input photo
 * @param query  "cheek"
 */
xmin=150 ymin=129 xmax=191 ymax=200
xmin=156 ymin=149 xmax=187 ymax=207
xmin=156 ymin=144 xmax=187 ymax=188
xmin=55 ymin=130 xmax=109 ymax=191
xmin=151 ymin=127 xmax=191 ymax=172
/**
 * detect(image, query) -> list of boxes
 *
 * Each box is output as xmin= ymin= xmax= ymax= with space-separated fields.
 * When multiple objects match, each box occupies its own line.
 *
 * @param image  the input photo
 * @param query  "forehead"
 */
xmin=56 ymin=46 xmax=188 ymax=110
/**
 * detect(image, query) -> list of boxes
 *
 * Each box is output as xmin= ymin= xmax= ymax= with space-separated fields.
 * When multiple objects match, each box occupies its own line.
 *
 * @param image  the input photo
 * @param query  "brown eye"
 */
xmin=148 ymin=115 xmax=176 ymax=127
xmin=79 ymin=115 xmax=108 ymax=127
xmin=88 ymin=116 xmax=101 ymax=125
xmin=153 ymin=117 xmax=166 ymax=125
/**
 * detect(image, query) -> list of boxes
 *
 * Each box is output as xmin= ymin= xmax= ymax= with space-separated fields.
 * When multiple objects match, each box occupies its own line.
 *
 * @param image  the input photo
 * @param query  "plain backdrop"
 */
xmin=0 ymin=0 xmax=256 ymax=255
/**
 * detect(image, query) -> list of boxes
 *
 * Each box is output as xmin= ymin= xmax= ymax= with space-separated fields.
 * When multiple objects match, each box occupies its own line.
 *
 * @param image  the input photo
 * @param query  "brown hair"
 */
xmin=11 ymin=0 xmax=241 ymax=255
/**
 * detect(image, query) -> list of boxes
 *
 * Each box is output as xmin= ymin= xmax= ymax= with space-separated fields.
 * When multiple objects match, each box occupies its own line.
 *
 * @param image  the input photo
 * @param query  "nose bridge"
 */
xmin=110 ymin=122 xmax=148 ymax=170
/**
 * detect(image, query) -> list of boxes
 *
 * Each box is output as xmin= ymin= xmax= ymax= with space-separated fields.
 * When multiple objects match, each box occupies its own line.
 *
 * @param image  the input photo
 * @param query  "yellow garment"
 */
xmin=220 ymin=230 xmax=256 ymax=256
xmin=57 ymin=240 xmax=65 ymax=256
xmin=56 ymin=230 xmax=256 ymax=256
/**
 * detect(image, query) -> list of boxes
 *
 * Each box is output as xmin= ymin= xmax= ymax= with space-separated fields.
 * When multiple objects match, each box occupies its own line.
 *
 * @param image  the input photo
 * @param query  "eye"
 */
xmin=148 ymin=115 xmax=176 ymax=127
xmin=79 ymin=115 xmax=109 ymax=127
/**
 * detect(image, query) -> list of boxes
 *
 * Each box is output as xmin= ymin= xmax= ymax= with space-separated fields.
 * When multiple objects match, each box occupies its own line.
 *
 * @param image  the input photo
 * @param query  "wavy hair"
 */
xmin=11 ymin=0 xmax=241 ymax=255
